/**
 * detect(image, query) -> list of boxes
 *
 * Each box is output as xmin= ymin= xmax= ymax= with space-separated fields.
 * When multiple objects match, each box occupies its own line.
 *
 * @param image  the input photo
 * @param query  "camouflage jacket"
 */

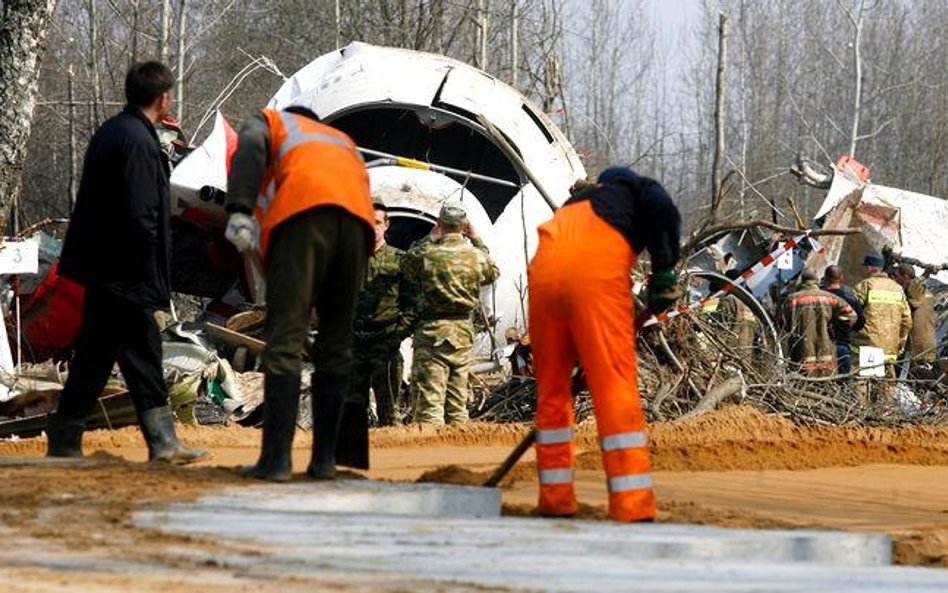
xmin=904 ymin=277 xmax=936 ymax=363
xmin=780 ymin=283 xmax=856 ymax=375
xmin=400 ymin=233 xmax=499 ymax=336
xmin=716 ymin=293 xmax=759 ymax=351
xmin=853 ymin=273 xmax=912 ymax=358
xmin=354 ymin=242 xmax=410 ymax=341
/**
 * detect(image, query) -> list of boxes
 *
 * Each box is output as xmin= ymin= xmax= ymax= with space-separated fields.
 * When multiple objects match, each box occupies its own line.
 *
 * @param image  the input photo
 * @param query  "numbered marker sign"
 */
xmin=776 ymin=250 xmax=794 ymax=270
xmin=0 ymin=240 xmax=39 ymax=275
xmin=858 ymin=346 xmax=887 ymax=378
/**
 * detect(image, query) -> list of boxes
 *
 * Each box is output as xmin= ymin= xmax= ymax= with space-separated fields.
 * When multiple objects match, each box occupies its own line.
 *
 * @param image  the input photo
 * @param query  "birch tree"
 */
xmin=0 ymin=0 xmax=59 ymax=221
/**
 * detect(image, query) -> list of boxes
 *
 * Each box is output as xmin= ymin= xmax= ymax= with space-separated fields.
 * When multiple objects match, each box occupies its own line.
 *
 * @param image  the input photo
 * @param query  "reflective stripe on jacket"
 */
xmin=781 ymin=284 xmax=856 ymax=374
xmin=853 ymin=273 xmax=912 ymax=357
xmin=255 ymin=109 xmax=374 ymax=259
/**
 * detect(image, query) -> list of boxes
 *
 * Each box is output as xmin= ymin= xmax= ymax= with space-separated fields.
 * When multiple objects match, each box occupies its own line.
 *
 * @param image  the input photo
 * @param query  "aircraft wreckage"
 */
xmin=170 ymin=41 xmax=587 ymax=333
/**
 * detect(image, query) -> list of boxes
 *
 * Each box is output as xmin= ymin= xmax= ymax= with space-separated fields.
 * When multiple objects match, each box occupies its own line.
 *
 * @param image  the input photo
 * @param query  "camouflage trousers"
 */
xmin=351 ymin=337 xmax=404 ymax=426
xmin=410 ymin=319 xmax=473 ymax=425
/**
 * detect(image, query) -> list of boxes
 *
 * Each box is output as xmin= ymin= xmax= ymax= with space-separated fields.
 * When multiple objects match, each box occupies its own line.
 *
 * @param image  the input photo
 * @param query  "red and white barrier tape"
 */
xmin=641 ymin=232 xmax=823 ymax=328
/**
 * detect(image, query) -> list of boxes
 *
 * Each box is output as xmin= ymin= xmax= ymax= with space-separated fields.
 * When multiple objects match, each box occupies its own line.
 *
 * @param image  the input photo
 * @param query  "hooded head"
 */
xmin=597 ymin=166 xmax=639 ymax=185
xmin=284 ymin=104 xmax=321 ymax=121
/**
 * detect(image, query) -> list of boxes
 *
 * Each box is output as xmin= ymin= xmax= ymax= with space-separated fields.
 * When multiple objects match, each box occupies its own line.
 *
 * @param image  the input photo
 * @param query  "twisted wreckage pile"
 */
xmin=5 ymin=161 xmax=948 ymax=436
xmin=3 ymin=167 xmax=948 ymax=437
xmin=475 ymin=158 xmax=948 ymax=428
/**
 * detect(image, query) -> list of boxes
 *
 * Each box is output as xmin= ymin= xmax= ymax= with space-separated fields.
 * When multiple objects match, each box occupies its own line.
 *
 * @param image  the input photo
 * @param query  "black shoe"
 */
xmin=238 ymin=373 xmax=300 ymax=482
xmin=307 ymin=372 xmax=349 ymax=479
xmin=140 ymin=406 xmax=209 ymax=465
xmin=46 ymin=412 xmax=85 ymax=458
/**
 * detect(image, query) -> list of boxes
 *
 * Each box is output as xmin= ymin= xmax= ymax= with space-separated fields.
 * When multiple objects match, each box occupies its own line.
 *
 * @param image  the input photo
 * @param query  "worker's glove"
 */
xmin=224 ymin=212 xmax=258 ymax=253
xmin=645 ymin=269 xmax=682 ymax=314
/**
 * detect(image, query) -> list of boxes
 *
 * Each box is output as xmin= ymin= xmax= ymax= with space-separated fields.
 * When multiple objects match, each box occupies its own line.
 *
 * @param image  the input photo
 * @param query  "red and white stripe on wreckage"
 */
xmin=640 ymin=232 xmax=825 ymax=329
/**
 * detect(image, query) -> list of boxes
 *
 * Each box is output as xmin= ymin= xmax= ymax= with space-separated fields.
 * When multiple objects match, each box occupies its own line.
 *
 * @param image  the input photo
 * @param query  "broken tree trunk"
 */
xmin=789 ymin=152 xmax=833 ymax=189
xmin=677 ymin=373 xmax=745 ymax=422
xmin=205 ymin=322 xmax=265 ymax=354
xmin=710 ymin=10 xmax=728 ymax=216
xmin=0 ymin=0 xmax=59 ymax=219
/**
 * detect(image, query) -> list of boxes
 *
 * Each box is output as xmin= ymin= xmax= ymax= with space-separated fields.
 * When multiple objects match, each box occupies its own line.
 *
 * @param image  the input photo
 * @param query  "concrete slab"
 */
xmin=197 ymin=479 xmax=502 ymax=518
xmin=132 ymin=480 xmax=948 ymax=592
xmin=0 ymin=455 xmax=90 ymax=468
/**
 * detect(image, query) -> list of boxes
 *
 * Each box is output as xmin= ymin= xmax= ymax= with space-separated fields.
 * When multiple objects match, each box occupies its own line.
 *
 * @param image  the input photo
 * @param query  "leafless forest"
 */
xmin=13 ymin=0 xmax=948 ymax=228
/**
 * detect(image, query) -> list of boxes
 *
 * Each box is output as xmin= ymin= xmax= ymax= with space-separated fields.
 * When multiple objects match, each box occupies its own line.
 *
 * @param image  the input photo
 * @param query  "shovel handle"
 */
xmin=483 ymin=429 xmax=536 ymax=488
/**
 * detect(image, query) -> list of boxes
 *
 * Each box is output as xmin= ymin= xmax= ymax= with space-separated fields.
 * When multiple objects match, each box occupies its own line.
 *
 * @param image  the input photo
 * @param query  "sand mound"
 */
xmin=490 ymin=404 xmax=948 ymax=478
xmin=4 ymin=404 xmax=948 ymax=474
xmin=416 ymin=464 xmax=488 ymax=486
xmin=370 ymin=421 xmax=534 ymax=448
xmin=649 ymin=405 xmax=948 ymax=472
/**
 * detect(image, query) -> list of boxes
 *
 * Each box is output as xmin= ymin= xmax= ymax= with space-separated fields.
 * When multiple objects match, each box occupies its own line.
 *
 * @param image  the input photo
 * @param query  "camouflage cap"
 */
xmin=438 ymin=199 xmax=467 ymax=225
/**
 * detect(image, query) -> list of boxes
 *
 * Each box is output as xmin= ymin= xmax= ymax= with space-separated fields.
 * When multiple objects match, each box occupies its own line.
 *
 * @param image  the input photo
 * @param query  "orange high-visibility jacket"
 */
xmin=255 ymin=109 xmax=374 ymax=259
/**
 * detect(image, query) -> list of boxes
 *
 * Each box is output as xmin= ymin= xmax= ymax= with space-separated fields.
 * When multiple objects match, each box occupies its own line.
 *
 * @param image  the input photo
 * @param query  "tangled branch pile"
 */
xmin=471 ymin=309 xmax=948 ymax=427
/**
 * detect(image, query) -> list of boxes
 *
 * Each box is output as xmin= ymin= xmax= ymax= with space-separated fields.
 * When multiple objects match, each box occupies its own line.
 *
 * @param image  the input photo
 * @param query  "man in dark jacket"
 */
xmin=47 ymin=62 xmax=206 ymax=464
xmin=821 ymin=265 xmax=866 ymax=374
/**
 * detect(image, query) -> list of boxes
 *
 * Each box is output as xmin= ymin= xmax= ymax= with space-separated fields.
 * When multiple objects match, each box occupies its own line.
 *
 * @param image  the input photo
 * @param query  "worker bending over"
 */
xmin=528 ymin=167 xmax=681 ymax=522
xmin=225 ymin=104 xmax=374 ymax=481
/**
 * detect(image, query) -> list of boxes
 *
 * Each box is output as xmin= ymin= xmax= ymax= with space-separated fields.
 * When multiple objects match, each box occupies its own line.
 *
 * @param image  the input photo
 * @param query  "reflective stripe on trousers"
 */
xmin=600 ymin=430 xmax=647 ymax=451
xmin=538 ymin=468 xmax=574 ymax=485
xmin=608 ymin=474 xmax=654 ymax=493
xmin=536 ymin=426 xmax=574 ymax=445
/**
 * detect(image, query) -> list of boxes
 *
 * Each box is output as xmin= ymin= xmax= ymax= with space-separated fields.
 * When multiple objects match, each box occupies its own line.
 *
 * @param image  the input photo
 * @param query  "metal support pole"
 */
xmin=357 ymin=147 xmax=521 ymax=189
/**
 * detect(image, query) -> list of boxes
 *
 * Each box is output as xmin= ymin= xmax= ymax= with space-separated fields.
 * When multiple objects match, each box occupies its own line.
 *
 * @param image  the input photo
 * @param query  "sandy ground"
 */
xmin=0 ymin=404 xmax=946 ymax=589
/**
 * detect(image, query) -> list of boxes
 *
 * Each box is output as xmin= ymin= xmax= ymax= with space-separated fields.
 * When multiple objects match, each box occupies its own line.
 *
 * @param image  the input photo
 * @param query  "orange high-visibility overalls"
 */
xmin=528 ymin=200 xmax=654 ymax=522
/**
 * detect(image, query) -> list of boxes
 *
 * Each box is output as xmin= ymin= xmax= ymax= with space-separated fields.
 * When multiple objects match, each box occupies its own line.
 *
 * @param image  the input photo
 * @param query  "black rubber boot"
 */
xmin=46 ymin=412 xmax=86 ymax=458
xmin=238 ymin=373 xmax=300 ymax=482
xmin=375 ymin=387 xmax=396 ymax=427
xmin=140 ymin=406 xmax=209 ymax=465
xmin=307 ymin=372 xmax=348 ymax=480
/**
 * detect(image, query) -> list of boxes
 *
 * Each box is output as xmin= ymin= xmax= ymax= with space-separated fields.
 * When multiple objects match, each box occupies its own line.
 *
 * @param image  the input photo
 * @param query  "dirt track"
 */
xmin=0 ymin=404 xmax=946 ymax=575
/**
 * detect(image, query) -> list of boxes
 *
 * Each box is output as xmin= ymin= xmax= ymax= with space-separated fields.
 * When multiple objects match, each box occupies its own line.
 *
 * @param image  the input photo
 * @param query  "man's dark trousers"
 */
xmin=58 ymin=287 xmax=168 ymax=418
xmin=836 ymin=343 xmax=852 ymax=375
xmin=262 ymin=207 xmax=369 ymax=377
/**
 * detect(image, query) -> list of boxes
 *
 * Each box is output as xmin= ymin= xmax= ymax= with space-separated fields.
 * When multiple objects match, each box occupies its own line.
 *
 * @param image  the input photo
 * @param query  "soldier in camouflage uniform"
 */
xmin=351 ymin=199 xmax=412 ymax=426
xmin=401 ymin=200 xmax=499 ymax=424
xmin=714 ymin=269 xmax=760 ymax=352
